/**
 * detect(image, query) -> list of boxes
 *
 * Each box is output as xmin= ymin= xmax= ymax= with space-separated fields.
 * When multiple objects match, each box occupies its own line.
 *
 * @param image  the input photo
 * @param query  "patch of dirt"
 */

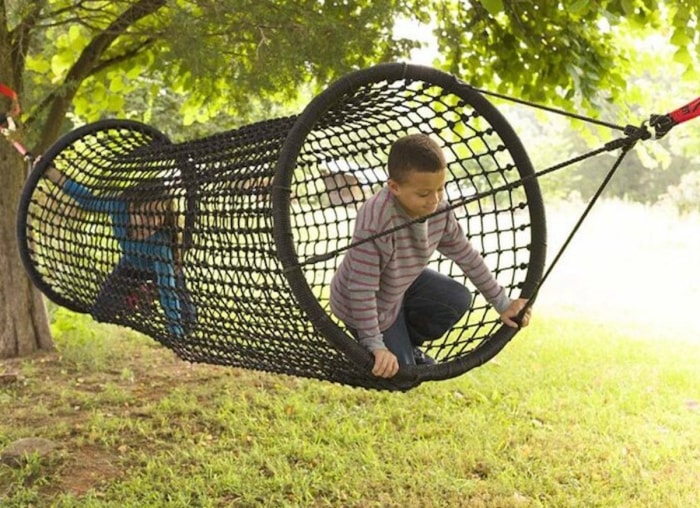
xmin=55 ymin=445 xmax=123 ymax=497
xmin=0 ymin=346 xmax=245 ymax=499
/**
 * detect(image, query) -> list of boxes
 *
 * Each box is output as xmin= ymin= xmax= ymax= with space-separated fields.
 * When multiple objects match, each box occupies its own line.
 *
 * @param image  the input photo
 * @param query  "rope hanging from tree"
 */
xmin=13 ymin=63 xmax=695 ymax=390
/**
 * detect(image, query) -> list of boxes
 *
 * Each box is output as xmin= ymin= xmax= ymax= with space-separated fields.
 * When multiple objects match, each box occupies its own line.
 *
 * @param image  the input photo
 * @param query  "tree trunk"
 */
xmin=0 ymin=145 xmax=53 ymax=358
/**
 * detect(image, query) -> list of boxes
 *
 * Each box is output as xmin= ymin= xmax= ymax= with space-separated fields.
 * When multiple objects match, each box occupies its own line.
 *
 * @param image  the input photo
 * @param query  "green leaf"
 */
xmin=480 ymin=0 xmax=504 ymax=17
xmin=109 ymin=76 xmax=126 ymax=93
xmin=107 ymin=94 xmax=125 ymax=112
xmin=682 ymin=66 xmax=700 ymax=81
xmin=670 ymin=28 xmax=692 ymax=46
xmin=620 ymin=0 xmax=634 ymax=15
xmin=68 ymin=24 xmax=82 ymax=42
xmin=26 ymin=56 xmax=51 ymax=74
xmin=673 ymin=46 xmax=692 ymax=65
xmin=92 ymin=85 xmax=106 ymax=103
xmin=50 ymin=52 xmax=73 ymax=79
xmin=569 ymin=0 xmax=590 ymax=15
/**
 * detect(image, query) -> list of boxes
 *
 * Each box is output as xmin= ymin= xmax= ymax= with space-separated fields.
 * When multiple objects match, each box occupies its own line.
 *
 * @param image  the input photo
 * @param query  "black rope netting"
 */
xmin=18 ymin=63 xmax=546 ymax=390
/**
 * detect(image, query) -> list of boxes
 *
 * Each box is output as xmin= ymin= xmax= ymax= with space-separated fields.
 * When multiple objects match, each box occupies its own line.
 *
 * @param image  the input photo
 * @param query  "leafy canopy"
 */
xmin=434 ymin=0 xmax=698 ymax=112
xmin=2 ymin=0 xmax=698 ymax=147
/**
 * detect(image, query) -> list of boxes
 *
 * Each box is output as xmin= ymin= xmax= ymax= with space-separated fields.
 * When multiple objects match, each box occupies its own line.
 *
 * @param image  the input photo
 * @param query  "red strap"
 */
xmin=668 ymin=97 xmax=700 ymax=125
xmin=0 ymin=83 xmax=17 ymax=100
xmin=0 ymin=83 xmax=20 ymax=117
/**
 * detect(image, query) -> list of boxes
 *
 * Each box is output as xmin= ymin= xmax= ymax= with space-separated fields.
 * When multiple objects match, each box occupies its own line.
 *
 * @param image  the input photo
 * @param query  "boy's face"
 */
xmin=131 ymin=198 xmax=170 ymax=216
xmin=388 ymin=167 xmax=446 ymax=219
xmin=129 ymin=198 xmax=172 ymax=230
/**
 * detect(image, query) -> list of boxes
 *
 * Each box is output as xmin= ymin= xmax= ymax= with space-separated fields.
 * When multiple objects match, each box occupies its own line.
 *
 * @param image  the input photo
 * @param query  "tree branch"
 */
xmin=10 ymin=1 xmax=47 ymax=93
xmin=36 ymin=0 xmax=167 ymax=152
xmin=90 ymin=37 xmax=158 ymax=76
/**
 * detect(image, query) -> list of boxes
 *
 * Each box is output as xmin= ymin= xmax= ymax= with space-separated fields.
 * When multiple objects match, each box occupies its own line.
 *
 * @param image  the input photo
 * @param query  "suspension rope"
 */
xmin=468 ymin=85 xmax=629 ymax=132
xmin=468 ymin=86 xmax=700 ymax=140
xmin=516 ymin=131 xmax=646 ymax=320
xmin=288 ymin=123 xmax=651 ymax=272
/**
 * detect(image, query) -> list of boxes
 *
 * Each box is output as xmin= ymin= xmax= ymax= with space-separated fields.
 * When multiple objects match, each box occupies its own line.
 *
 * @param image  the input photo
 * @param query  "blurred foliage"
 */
xmin=3 ymin=1 xmax=698 ymax=143
xmin=434 ymin=0 xmax=699 ymax=116
xmin=8 ymin=0 xmax=425 ymax=147
xmin=662 ymin=171 xmax=700 ymax=214
xmin=0 ymin=0 xmax=698 ymax=201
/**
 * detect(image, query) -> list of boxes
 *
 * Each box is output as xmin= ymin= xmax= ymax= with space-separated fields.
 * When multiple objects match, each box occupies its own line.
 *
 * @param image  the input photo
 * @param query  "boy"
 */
xmin=44 ymin=165 xmax=197 ymax=338
xmin=330 ymin=133 xmax=531 ymax=379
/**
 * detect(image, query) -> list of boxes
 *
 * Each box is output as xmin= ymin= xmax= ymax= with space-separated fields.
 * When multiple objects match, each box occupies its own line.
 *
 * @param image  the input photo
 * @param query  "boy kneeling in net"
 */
xmin=330 ymin=134 xmax=531 ymax=379
xmin=44 ymin=166 xmax=197 ymax=339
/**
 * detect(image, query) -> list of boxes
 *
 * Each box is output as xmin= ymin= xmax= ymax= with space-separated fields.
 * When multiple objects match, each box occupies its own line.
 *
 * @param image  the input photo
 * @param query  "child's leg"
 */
xmin=175 ymin=270 xmax=197 ymax=334
xmin=92 ymin=260 xmax=148 ymax=322
xmin=403 ymin=269 xmax=471 ymax=347
xmin=381 ymin=309 xmax=416 ymax=366
xmin=346 ymin=314 xmax=416 ymax=366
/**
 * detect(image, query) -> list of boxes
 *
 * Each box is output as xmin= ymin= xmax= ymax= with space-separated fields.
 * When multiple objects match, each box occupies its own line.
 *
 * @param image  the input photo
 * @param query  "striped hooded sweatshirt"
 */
xmin=330 ymin=186 xmax=511 ymax=352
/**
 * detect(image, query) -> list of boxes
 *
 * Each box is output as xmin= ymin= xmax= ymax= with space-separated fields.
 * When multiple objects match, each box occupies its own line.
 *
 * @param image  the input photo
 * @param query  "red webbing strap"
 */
xmin=650 ymin=96 xmax=700 ymax=138
xmin=0 ymin=83 xmax=17 ymax=99
xmin=0 ymin=83 xmax=20 ymax=116
xmin=668 ymin=97 xmax=700 ymax=125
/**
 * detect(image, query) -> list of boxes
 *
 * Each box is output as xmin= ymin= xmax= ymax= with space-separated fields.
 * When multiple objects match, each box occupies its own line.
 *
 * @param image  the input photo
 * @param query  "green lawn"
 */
xmin=1 ymin=309 xmax=699 ymax=507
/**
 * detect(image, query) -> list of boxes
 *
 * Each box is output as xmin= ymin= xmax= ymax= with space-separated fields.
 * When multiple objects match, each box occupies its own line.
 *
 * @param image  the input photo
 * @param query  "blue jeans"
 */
xmin=92 ymin=260 xmax=197 ymax=336
xmin=383 ymin=269 xmax=471 ymax=366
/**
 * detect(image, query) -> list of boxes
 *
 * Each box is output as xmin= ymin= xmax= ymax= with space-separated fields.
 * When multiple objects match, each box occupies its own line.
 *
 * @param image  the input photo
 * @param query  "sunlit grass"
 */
xmin=1 ymin=307 xmax=698 ymax=507
xmin=4 ymin=200 xmax=698 ymax=506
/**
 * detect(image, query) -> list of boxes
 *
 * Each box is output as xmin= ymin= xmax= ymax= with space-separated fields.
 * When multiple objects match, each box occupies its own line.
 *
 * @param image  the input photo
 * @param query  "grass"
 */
xmin=6 ymin=195 xmax=700 ymax=506
xmin=1 ymin=307 xmax=698 ymax=507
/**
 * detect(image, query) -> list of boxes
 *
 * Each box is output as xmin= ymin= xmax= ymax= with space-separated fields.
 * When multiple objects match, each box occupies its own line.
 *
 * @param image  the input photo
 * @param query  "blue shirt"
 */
xmin=62 ymin=179 xmax=183 ymax=337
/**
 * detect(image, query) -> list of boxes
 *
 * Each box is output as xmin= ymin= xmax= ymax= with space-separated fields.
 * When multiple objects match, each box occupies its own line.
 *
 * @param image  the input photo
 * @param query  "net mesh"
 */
xmin=18 ymin=63 xmax=546 ymax=390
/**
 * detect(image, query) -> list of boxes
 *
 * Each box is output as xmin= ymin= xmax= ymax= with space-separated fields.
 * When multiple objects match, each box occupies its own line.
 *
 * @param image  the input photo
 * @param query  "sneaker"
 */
xmin=413 ymin=347 xmax=437 ymax=366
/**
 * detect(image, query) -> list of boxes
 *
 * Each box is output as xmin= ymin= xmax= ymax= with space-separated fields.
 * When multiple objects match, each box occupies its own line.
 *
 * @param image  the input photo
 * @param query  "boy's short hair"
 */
xmin=388 ymin=133 xmax=446 ymax=183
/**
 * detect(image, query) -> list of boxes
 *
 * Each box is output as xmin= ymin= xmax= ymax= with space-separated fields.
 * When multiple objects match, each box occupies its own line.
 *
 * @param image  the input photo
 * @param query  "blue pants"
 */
xmin=92 ymin=261 xmax=197 ymax=336
xmin=383 ymin=269 xmax=471 ymax=366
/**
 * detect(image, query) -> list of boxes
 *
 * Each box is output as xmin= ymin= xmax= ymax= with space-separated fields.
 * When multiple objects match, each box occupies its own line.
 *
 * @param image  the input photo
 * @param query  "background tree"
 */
xmin=1 ymin=0 xmax=698 ymax=359
xmin=435 ymin=0 xmax=699 ymax=112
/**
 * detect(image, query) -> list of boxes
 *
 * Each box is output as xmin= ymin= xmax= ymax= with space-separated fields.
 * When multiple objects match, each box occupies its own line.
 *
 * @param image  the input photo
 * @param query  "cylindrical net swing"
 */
xmin=18 ymin=63 xmax=546 ymax=390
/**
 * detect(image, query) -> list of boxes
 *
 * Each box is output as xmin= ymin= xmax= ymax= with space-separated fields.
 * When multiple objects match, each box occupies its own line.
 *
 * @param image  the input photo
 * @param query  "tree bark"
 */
xmin=0 ymin=0 xmax=167 ymax=359
xmin=0 ymin=145 xmax=53 ymax=358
